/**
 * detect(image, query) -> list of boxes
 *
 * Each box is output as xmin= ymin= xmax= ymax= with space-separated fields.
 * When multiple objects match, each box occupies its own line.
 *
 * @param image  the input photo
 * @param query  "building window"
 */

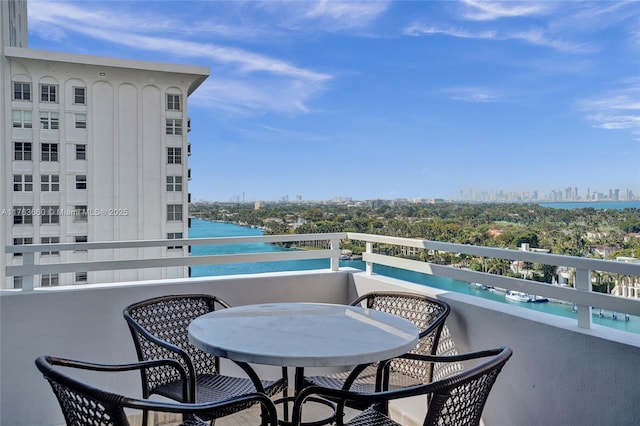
xmin=166 ymin=119 xmax=182 ymax=135
xmin=74 ymin=87 xmax=86 ymax=105
xmin=12 ymin=237 xmax=33 ymax=257
xmin=41 ymin=273 xmax=59 ymax=287
xmin=41 ymin=205 xmax=60 ymax=225
xmin=40 ymin=236 xmax=60 ymax=255
xmin=13 ymin=276 xmax=23 ymax=289
xmin=75 ymin=144 xmax=86 ymax=160
xmin=12 ymin=110 xmax=32 ymax=128
xmin=40 ymin=112 xmax=59 ymax=130
xmin=41 ymin=175 xmax=60 ymax=192
xmin=74 ymin=205 xmax=88 ymax=222
xmin=167 ymin=204 xmax=183 ymax=221
xmin=14 ymin=142 xmax=32 ymax=161
xmin=74 ymin=235 xmax=88 ymax=252
xmin=41 ymin=143 xmax=59 ymax=161
xmin=167 ymin=232 xmax=183 ymax=250
xmin=75 ymin=272 xmax=88 ymax=283
xmin=13 ymin=174 xmax=33 ymax=192
xmin=13 ymin=206 xmax=33 ymax=225
xmin=167 ymin=94 xmax=181 ymax=111
xmin=167 ymin=147 xmax=182 ymax=164
xmin=13 ymin=82 xmax=31 ymax=101
xmin=75 ymin=113 xmax=87 ymax=129
xmin=75 ymin=175 xmax=87 ymax=190
xmin=166 ymin=176 xmax=183 ymax=191
xmin=40 ymin=84 xmax=58 ymax=103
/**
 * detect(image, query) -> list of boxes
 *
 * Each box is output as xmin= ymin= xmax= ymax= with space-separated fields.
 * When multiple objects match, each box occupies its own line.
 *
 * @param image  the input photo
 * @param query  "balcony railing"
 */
xmin=2 ymin=233 xmax=640 ymax=426
xmin=6 ymin=232 xmax=640 ymax=330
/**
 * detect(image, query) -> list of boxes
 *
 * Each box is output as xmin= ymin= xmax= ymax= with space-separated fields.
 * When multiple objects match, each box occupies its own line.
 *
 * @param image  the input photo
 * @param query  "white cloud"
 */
xmin=578 ymin=83 xmax=640 ymax=139
xmin=404 ymin=23 xmax=589 ymax=53
xmin=28 ymin=0 xmax=333 ymax=116
xmin=191 ymin=77 xmax=324 ymax=117
xmin=460 ymin=0 xmax=552 ymax=21
xmin=443 ymin=87 xmax=504 ymax=103
xmin=404 ymin=24 xmax=497 ymax=40
xmin=509 ymin=28 xmax=593 ymax=54
xmin=303 ymin=0 xmax=389 ymax=29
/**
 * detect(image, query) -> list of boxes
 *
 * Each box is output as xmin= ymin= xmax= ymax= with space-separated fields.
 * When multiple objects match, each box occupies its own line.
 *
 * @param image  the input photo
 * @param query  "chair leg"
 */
xmin=142 ymin=409 xmax=149 ymax=426
xmin=335 ymin=402 xmax=345 ymax=426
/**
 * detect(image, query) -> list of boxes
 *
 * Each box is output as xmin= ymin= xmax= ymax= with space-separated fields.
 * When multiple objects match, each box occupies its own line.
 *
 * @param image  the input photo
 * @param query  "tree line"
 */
xmin=190 ymin=201 xmax=640 ymax=261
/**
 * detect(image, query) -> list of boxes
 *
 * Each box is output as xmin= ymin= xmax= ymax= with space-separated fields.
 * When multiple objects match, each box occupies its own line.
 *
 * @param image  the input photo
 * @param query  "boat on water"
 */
xmin=470 ymin=282 xmax=496 ymax=292
xmin=505 ymin=290 xmax=549 ymax=303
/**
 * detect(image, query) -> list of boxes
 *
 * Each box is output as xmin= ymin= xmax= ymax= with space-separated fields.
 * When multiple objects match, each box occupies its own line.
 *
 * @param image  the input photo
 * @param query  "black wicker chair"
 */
xmin=123 ymin=294 xmax=287 ymax=425
xmin=35 ymin=355 xmax=278 ymax=426
xmin=293 ymin=346 xmax=512 ymax=426
xmin=304 ymin=292 xmax=450 ymax=400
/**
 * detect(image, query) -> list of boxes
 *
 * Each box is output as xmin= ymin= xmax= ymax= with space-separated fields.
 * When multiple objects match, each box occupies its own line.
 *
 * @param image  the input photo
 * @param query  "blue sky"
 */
xmin=27 ymin=0 xmax=640 ymax=202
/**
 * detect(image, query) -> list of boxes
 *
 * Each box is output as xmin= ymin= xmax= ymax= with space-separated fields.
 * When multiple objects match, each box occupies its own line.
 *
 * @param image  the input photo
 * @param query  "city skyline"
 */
xmin=206 ymin=184 xmax=638 ymax=204
xmin=27 ymin=1 xmax=640 ymax=201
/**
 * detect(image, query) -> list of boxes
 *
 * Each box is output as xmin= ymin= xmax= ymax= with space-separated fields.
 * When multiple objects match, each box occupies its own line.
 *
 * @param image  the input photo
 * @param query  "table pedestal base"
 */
xmin=274 ymin=395 xmax=337 ymax=426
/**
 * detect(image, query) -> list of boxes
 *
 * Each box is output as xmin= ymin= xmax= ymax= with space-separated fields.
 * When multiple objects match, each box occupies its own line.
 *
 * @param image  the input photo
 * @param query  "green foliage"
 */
xmin=620 ymin=218 xmax=640 ymax=233
xmin=189 ymin=201 xmax=640 ymax=261
xmin=469 ymin=260 xmax=483 ymax=271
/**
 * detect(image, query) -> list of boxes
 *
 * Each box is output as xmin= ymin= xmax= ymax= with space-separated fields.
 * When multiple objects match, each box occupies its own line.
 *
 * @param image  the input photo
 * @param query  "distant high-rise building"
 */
xmin=565 ymin=187 xmax=578 ymax=201
xmin=1 ymin=0 xmax=209 ymax=288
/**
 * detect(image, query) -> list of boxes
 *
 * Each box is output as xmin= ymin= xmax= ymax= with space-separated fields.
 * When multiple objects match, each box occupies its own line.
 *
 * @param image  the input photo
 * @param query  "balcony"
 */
xmin=2 ymin=233 xmax=639 ymax=425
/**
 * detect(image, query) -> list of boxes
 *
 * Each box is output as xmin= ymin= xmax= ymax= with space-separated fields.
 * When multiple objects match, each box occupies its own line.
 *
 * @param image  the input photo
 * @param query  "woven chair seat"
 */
xmin=307 ymin=365 xmax=423 ymax=393
xmin=306 ymin=367 xmax=377 ymax=393
xmin=156 ymin=373 xmax=287 ymax=417
xmin=345 ymin=407 xmax=400 ymax=426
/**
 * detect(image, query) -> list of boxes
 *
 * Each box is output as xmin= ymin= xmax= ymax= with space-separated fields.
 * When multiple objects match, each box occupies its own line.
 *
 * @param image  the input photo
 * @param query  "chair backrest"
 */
xmin=424 ymin=346 xmax=512 ymax=426
xmin=294 ymin=347 xmax=512 ymax=426
xmin=36 ymin=356 xmax=277 ymax=426
xmin=36 ymin=356 xmax=133 ymax=426
xmin=351 ymin=291 xmax=451 ymax=383
xmin=123 ymin=294 xmax=230 ymax=395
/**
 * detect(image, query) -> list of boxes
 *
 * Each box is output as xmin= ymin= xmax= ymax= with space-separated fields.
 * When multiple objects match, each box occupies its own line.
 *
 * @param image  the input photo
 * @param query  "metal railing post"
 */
xmin=21 ymin=252 xmax=34 ymax=291
xmin=575 ymin=268 xmax=592 ymax=329
xmin=330 ymin=238 xmax=340 ymax=271
xmin=366 ymin=242 xmax=373 ymax=275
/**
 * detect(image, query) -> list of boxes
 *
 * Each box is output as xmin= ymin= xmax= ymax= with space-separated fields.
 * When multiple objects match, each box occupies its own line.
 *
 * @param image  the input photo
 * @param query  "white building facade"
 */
xmin=1 ymin=0 xmax=209 ymax=287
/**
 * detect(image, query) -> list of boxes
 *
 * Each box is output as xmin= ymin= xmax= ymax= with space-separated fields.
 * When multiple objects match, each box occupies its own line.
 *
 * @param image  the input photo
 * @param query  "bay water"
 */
xmin=189 ymin=218 xmax=638 ymax=334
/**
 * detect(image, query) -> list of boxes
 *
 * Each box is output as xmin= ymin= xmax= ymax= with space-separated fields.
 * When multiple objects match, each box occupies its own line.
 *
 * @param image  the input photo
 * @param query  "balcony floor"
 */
xmin=160 ymin=399 xmax=360 ymax=426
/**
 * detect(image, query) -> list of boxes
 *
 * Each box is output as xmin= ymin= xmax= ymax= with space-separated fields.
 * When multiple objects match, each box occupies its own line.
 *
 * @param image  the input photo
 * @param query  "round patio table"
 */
xmin=188 ymin=302 xmax=419 ymax=368
xmin=188 ymin=302 xmax=419 ymax=425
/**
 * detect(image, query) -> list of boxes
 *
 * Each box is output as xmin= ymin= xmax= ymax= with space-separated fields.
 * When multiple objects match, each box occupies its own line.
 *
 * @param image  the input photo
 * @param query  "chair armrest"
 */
xmin=294 ymin=347 xmax=513 ymax=424
xmin=386 ymin=346 xmax=510 ymax=364
xmin=122 ymin=392 xmax=278 ymax=426
xmin=42 ymin=356 xmax=191 ymax=402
